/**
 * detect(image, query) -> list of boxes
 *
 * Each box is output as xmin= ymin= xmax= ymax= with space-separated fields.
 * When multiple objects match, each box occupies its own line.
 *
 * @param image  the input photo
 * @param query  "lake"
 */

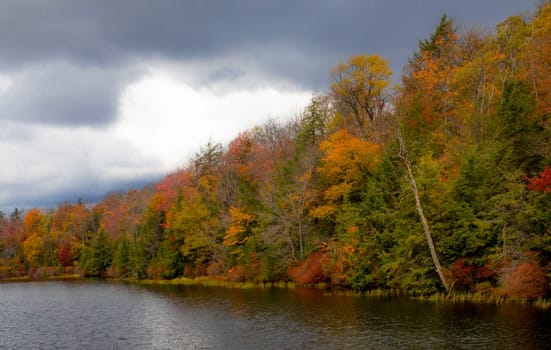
xmin=0 ymin=280 xmax=549 ymax=349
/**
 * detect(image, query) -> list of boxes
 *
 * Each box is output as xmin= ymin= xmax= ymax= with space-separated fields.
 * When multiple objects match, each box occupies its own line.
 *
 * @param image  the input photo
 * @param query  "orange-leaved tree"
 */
xmin=223 ymin=206 xmax=255 ymax=260
xmin=311 ymin=128 xmax=381 ymax=220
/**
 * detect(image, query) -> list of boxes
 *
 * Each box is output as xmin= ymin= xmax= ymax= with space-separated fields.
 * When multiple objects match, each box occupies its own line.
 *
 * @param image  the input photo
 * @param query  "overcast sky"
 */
xmin=0 ymin=0 xmax=534 ymax=213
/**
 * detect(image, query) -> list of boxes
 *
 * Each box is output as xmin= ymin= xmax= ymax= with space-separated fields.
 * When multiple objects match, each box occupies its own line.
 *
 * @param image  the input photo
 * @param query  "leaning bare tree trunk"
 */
xmin=397 ymin=130 xmax=450 ymax=293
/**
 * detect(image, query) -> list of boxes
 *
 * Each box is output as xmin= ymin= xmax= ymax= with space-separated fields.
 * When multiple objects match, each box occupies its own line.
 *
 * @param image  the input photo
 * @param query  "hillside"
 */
xmin=1 ymin=4 xmax=550 ymax=298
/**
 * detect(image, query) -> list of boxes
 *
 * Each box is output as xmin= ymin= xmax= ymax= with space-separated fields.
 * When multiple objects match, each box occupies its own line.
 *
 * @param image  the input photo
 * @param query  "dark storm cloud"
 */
xmin=0 ymin=63 xmax=137 ymax=126
xmin=0 ymin=0 xmax=533 ymax=87
xmin=0 ymin=175 xmax=157 ymax=214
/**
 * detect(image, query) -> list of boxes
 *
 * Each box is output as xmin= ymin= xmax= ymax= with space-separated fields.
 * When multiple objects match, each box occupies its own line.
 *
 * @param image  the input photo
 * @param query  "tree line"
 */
xmin=1 ymin=5 xmax=550 ymax=297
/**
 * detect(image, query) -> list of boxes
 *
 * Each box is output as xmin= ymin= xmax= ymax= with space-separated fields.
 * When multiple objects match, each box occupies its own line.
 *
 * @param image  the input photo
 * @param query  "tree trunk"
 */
xmin=398 ymin=130 xmax=450 ymax=293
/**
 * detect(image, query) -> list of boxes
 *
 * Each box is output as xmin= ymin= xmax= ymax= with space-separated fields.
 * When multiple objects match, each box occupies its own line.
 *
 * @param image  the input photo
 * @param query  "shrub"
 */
xmin=32 ymin=266 xmax=62 ymax=280
xmin=450 ymin=258 xmax=474 ymax=291
xmin=227 ymin=264 xmax=245 ymax=282
xmin=289 ymin=252 xmax=328 ymax=285
xmin=104 ymin=266 xmax=117 ymax=278
xmin=503 ymin=261 xmax=548 ymax=299
xmin=206 ymin=260 xmax=226 ymax=276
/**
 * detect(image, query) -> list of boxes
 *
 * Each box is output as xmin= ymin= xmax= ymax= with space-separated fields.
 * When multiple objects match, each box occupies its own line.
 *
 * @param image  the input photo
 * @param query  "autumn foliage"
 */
xmin=289 ymin=252 xmax=328 ymax=285
xmin=0 ymin=4 xmax=550 ymax=301
xmin=450 ymin=258 xmax=475 ymax=291
xmin=503 ymin=262 xmax=548 ymax=299
xmin=528 ymin=166 xmax=551 ymax=193
xmin=57 ymin=245 xmax=73 ymax=267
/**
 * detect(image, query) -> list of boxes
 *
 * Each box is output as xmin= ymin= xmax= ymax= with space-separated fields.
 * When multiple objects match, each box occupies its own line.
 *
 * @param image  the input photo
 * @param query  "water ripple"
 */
xmin=0 ymin=281 xmax=549 ymax=349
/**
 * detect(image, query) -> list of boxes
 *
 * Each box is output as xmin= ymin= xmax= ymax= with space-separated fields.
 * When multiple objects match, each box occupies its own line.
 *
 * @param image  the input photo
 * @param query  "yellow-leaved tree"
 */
xmin=223 ymin=206 xmax=254 ymax=259
xmin=330 ymin=54 xmax=392 ymax=138
xmin=23 ymin=208 xmax=47 ymax=268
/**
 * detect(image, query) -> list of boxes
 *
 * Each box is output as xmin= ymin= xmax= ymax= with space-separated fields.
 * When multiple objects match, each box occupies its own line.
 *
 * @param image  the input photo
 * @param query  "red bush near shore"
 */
xmin=289 ymin=252 xmax=328 ymax=285
xmin=503 ymin=262 xmax=548 ymax=299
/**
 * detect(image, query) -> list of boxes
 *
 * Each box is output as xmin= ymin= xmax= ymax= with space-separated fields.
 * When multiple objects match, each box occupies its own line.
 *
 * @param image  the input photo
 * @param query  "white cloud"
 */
xmin=0 ymin=121 xmax=162 ymax=211
xmin=0 ymin=74 xmax=13 ymax=93
xmin=114 ymin=68 xmax=312 ymax=171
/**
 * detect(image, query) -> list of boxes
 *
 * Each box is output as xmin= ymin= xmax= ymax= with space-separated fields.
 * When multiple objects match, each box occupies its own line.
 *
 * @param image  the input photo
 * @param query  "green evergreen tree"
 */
xmin=82 ymin=229 xmax=112 ymax=277
xmin=113 ymin=237 xmax=130 ymax=277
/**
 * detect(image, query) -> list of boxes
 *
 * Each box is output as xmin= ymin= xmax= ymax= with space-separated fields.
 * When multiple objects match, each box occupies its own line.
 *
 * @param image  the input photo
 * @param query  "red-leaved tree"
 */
xmin=528 ymin=166 xmax=551 ymax=193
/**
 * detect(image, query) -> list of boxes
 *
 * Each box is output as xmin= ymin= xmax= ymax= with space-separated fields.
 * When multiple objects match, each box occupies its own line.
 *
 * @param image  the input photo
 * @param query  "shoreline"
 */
xmin=2 ymin=274 xmax=550 ymax=309
xmin=136 ymin=276 xmax=551 ymax=309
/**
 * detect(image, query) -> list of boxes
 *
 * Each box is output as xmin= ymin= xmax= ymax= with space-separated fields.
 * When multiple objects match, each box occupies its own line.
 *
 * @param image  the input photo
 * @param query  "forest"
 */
xmin=1 ymin=5 xmax=550 ymax=298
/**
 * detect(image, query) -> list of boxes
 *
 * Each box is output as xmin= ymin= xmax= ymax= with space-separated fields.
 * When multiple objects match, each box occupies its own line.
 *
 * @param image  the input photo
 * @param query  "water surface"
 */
xmin=0 ymin=280 xmax=549 ymax=349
